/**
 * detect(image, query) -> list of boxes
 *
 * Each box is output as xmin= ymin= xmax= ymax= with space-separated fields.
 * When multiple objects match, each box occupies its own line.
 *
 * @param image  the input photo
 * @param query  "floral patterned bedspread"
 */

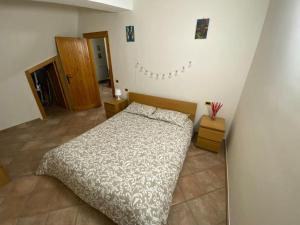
xmin=36 ymin=111 xmax=193 ymax=225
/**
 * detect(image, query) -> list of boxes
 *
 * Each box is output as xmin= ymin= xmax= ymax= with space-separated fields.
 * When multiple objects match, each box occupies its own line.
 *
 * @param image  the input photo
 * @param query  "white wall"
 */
xmin=227 ymin=0 xmax=300 ymax=224
xmin=0 ymin=0 xmax=270 ymax=130
xmin=78 ymin=0 xmax=270 ymax=130
xmin=91 ymin=38 xmax=109 ymax=81
xmin=0 ymin=1 xmax=78 ymax=130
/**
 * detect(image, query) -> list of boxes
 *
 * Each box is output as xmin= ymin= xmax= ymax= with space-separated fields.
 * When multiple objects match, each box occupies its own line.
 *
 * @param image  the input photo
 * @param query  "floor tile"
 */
xmin=180 ymin=160 xmax=193 ymax=177
xmin=172 ymin=184 xmax=185 ymax=205
xmin=7 ymin=161 xmax=39 ymax=179
xmin=208 ymin=188 xmax=227 ymax=223
xmin=186 ymin=197 xmax=214 ymax=225
xmin=209 ymin=165 xmax=226 ymax=184
xmin=16 ymin=133 xmax=33 ymax=141
xmin=0 ymin=195 xmax=28 ymax=221
xmin=16 ymin=213 xmax=48 ymax=225
xmin=0 ymin=143 xmax=25 ymax=158
xmin=178 ymin=174 xmax=203 ymax=201
xmin=76 ymin=205 xmax=116 ymax=225
xmin=167 ymin=203 xmax=197 ymax=225
xmin=0 ymin=157 xmax=13 ymax=167
xmin=48 ymin=184 xmax=83 ymax=211
xmin=45 ymin=119 xmax=61 ymax=126
xmin=20 ymin=188 xmax=57 ymax=217
xmin=8 ymin=176 xmax=38 ymax=197
xmin=187 ymin=143 xmax=207 ymax=158
xmin=0 ymin=182 xmax=13 ymax=197
xmin=20 ymin=141 xmax=43 ymax=152
xmin=34 ymin=176 xmax=61 ymax=190
xmin=46 ymin=207 xmax=78 ymax=225
xmin=0 ymin=196 xmax=4 ymax=205
xmin=187 ymin=188 xmax=226 ymax=225
xmin=0 ymin=218 xmax=18 ymax=225
xmin=186 ymin=153 xmax=223 ymax=173
xmin=193 ymin=169 xmax=224 ymax=194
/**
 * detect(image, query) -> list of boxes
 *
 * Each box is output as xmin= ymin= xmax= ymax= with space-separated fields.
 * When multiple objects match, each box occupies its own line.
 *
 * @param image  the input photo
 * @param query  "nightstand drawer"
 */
xmin=104 ymin=99 xmax=128 ymax=119
xmin=105 ymin=110 xmax=116 ymax=118
xmin=196 ymin=137 xmax=221 ymax=153
xmin=117 ymin=101 xmax=128 ymax=110
xmin=198 ymin=127 xmax=224 ymax=142
xmin=104 ymin=103 xmax=117 ymax=112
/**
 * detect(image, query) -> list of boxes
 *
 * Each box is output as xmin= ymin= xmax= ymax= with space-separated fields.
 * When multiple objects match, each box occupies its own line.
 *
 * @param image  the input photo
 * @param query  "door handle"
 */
xmin=66 ymin=74 xmax=72 ymax=84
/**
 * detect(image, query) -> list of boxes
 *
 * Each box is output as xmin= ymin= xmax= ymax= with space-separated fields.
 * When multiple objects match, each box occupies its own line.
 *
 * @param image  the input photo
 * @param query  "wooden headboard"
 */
xmin=128 ymin=92 xmax=198 ymax=121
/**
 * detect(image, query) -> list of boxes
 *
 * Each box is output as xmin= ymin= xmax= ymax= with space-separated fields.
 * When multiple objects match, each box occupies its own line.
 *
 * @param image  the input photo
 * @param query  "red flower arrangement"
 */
xmin=210 ymin=102 xmax=223 ymax=120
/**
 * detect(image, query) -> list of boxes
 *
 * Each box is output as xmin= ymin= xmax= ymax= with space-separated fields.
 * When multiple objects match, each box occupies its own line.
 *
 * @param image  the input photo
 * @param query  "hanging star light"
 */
xmin=135 ymin=61 xmax=192 ymax=80
xmin=181 ymin=66 xmax=185 ymax=73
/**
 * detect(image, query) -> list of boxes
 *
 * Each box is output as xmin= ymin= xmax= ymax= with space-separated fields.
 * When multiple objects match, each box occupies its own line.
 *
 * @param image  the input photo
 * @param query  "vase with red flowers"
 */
xmin=210 ymin=102 xmax=223 ymax=120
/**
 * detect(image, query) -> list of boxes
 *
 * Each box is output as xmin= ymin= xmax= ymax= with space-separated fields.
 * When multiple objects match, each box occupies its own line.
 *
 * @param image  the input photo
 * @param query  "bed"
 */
xmin=36 ymin=92 xmax=197 ymax=225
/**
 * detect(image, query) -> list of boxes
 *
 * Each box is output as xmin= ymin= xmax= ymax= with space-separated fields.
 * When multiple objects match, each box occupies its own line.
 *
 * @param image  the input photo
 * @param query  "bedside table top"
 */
xmin=200 ymin=115 xmax=225 ymax=132
xmin=104 ymin=98 xmax=127 ymax=105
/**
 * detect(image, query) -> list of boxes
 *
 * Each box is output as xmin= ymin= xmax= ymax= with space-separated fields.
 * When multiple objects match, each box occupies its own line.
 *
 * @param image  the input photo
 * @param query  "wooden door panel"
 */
xmin=55 ymin=37 xmax=101 ymax=111
xmin=47 ymin=63 xmax=66 ymax=108
xmin=54 ymin=56 xmax=72 ymax=110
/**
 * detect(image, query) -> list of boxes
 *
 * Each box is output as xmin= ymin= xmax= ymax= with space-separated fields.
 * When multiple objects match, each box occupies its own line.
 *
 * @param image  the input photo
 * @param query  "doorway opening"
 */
xmin=83 ymin=31 xmax=115 ymax=102
xmin=90 ymin=38 xmax=111 ymax=101
xmin=25 ymin=57 xmax=69 ymax=119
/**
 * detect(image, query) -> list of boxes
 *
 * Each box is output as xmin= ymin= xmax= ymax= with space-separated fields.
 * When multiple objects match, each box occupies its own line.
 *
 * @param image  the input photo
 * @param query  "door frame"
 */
xmin=83 ymin=31 xmax=115 ymax=97
xmin=25 ymin=56 xmax=70 ymax=119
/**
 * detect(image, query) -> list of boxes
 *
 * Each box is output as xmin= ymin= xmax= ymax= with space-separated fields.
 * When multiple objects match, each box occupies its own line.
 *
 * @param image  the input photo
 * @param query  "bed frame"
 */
xmin=128 ymin=92 xmax=198 ymax=121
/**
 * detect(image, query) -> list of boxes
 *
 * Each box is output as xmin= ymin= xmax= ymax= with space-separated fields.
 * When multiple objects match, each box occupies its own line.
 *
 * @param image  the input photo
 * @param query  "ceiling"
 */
xmin=32 ymin=0 xmax=134 ymax=12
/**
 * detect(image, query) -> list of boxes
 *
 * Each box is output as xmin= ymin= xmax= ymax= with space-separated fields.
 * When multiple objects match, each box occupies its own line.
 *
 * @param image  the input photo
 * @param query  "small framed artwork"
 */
xmin=195 ymin=18 xmax=210 ymax=39
xmin=126 ymin=26 xmax=135 ymax=42
xmin=96 ymin=45 xmax=101 ymax=51
xmin=98 ymin=53 xmax=102 ymax=59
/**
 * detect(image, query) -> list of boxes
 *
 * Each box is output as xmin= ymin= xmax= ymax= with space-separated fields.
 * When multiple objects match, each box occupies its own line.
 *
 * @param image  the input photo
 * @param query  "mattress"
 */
xmin=36 ymin=111 xmax=193 ymax=225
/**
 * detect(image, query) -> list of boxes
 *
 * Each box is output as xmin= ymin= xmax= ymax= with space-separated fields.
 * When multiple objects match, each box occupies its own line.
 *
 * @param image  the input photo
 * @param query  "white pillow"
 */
xmin=124 ymin=102 xmax=156 ymax=117
xmin=149 ymin=108 xmax=189 ymax=127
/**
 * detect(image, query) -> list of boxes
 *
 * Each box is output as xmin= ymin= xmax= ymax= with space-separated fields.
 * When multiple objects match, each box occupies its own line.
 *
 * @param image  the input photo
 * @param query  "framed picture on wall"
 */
xmin=195 ymin=18 xmax=210 ymax=39
xmin=126 ymin=26 xmax=135 ymax=42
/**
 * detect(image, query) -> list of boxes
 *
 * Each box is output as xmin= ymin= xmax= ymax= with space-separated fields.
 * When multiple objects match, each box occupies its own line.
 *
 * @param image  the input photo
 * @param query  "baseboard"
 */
xmin=224 ymin=140 xmax=231 ymax=225
xmin=0 ymin=117 xmax=42 ymax=132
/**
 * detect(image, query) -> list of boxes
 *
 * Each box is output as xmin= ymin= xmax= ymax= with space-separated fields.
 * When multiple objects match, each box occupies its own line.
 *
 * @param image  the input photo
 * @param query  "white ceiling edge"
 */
xmin=32 ymin=0 xmax=134 ymax=12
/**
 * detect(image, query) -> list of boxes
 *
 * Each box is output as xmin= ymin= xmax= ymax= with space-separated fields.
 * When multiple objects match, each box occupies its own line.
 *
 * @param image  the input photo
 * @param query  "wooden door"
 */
xmin=47 ymin=63 xmax=67 ymax=108
xmin=53 ymin=56 xmax=72 ymax=110
xmin=55 ymin=37 xmax=101 ymax=111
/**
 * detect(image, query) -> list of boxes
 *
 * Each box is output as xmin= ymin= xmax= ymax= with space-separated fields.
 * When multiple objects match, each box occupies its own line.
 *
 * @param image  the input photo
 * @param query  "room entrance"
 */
xmin=25 ymin=57 xmax=70 ymax=119
xmin=83 ymin=31 xmax=115 ymax=102
xmin=26 ymin=32 xmax=115 ymax=119
xmin=88 ymin=37 xmax=112 ymax=102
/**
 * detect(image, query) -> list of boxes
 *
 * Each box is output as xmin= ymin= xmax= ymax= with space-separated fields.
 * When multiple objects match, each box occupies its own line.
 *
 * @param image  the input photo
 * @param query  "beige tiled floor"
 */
xmin=0 ymin=105 xmax=227 ymax=225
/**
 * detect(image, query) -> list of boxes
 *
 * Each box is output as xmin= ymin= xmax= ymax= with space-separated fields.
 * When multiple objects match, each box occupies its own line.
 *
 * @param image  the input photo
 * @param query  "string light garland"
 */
xmin=135 ymin=61 xmax=192 ymax=80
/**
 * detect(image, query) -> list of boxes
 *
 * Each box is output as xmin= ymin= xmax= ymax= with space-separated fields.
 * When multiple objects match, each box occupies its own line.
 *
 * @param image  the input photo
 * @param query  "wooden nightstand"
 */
xmin=104 ymin=98 xmax=128 ymax=119
xmin=196 ymin=115 xmax=225 ymax=153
